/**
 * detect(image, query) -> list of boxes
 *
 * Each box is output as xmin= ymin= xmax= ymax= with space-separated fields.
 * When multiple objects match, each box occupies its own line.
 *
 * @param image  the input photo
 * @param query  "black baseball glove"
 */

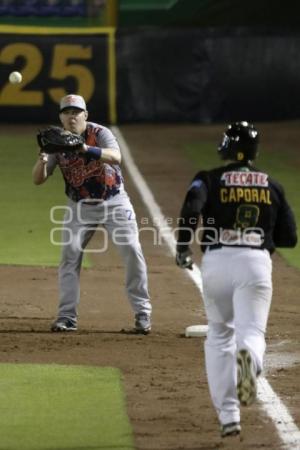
xmin=176 ymin=248 xmax=193 ymax=270
xmin=37 ymin=126 xmax=85 ymax=154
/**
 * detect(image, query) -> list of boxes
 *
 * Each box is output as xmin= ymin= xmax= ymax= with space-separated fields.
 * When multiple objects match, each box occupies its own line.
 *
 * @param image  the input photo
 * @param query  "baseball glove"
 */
xmin=37 ymin=126 xmax=85 ymax=154
xmin=176 ymin=249 xmax=193 ymax=270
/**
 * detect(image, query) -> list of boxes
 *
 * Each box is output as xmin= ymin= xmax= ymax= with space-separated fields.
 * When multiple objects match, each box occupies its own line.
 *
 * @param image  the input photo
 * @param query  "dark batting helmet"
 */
xmin=218 ymin=121 xmax=259 ymax=162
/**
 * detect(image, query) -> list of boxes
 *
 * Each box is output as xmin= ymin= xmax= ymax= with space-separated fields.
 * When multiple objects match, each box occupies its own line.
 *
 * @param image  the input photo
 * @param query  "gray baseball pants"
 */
xmin=57 ymin=191 xmax=152 ymax=322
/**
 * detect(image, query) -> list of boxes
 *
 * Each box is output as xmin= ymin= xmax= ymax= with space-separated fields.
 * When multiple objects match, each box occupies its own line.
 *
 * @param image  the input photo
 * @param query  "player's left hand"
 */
xmin=176 ymin=249 xmax=193 ymax=270
xmin=36 ymin=126 xmax=85 ymax=154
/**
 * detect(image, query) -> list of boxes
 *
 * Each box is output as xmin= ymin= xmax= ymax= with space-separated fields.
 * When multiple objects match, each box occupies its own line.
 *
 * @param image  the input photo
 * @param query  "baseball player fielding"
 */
xmin=32 ymin=93 xmax=152 ymax=335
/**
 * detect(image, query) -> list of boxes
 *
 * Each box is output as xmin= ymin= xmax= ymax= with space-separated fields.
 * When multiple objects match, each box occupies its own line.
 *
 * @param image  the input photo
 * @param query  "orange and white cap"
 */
xmin=60 ymin=94 xmax=86 ymax=112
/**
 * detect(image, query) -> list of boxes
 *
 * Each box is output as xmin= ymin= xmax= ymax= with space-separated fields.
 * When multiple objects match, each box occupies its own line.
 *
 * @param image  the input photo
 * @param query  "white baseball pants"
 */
xmin=57 ymin=191 xmax=152 ymax=322
xmin=200 ymin=247 xmax=272 ymax=425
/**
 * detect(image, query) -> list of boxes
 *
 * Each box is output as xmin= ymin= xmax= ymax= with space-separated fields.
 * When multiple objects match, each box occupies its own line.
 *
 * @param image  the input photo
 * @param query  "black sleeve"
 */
xmin=273 ymin=182 xmax=297 ymax=248
xmin=176 ymin=173 xmax=208 ymax=253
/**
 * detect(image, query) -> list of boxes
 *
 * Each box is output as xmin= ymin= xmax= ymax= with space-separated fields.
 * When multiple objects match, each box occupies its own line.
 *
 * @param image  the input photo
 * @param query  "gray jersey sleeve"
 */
xmin=96 ymin=125 xmax=120 ymax=150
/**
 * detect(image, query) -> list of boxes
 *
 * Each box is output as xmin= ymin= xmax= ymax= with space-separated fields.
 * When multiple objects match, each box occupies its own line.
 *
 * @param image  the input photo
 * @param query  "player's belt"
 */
xmin=81 ymin=190 xmax=120 ymax=205
xmin=82 ymin=200 xmax=104 ymax=206
xmin=207 ymin=244 xmax=264 ymax=251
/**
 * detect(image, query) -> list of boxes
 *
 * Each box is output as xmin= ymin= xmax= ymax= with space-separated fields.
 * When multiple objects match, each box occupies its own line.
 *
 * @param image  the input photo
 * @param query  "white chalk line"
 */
xmin=112 ymin=126 xmax=300 ymax=449
xmin=257 ymin=378 xmax=300 ymax=448
xmin=111 ymin=127 xmax=203 ymax=293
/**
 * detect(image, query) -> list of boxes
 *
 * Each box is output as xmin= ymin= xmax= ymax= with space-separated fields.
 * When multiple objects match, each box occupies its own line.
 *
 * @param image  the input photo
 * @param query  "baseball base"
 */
xmin=185 ymin=324 xmax=208 ymax=337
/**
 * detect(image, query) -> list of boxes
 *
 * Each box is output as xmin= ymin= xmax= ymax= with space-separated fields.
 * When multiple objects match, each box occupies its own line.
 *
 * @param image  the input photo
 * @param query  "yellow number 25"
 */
xmin=0 ymin=43 xmax=95 ymax=106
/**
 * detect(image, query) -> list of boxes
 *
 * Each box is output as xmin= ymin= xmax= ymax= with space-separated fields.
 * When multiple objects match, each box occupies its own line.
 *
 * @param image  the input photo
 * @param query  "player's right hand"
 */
xmin=39 ymin=152 xmax=49 ymax=163
xmin=176 ymin=249 xmax=193 ymax=270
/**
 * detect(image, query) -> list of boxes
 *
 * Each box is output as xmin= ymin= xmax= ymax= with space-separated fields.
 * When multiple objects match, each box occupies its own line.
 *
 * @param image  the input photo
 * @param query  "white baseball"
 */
xmin=9 ymin=71 xmax=22 ymax=84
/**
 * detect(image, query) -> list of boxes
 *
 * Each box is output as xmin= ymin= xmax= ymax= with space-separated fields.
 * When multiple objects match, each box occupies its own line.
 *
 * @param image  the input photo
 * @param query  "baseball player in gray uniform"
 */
xmin=176 ymin=122 xmax=297 ymax=437
xmin=32 ymin=94 xmax=152 ymax=334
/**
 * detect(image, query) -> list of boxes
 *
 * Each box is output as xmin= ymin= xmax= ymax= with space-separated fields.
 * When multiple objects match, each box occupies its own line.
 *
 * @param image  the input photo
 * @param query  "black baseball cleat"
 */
xmin=51 ymin=318 xmax=77 ymax=332
xmin=134 ymin=313 xmax=151 ymax=335
xmin=221 ymin=422 xmax=241 ymax=438
xmin=237 ymin=349 xmax=257 ymax=406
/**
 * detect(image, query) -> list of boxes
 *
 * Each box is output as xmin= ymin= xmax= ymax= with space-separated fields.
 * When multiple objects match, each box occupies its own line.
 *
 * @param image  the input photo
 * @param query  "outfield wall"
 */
xmin=0 ymin=26 xmax=299 ymax=124
xmin=117 ymin=27 xmax=300 ymax=123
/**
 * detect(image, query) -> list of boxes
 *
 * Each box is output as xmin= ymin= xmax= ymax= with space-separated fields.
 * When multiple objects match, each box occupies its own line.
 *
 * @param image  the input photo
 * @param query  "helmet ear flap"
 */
xmin=219 ymin=134 xmax=227 ymax=146
xmin=218 ymin=134 xmax=230 ymax=159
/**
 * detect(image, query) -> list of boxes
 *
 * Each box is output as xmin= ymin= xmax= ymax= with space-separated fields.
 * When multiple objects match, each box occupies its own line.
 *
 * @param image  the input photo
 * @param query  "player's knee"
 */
xmin=206 ymin=322 xmax=235 ymax=346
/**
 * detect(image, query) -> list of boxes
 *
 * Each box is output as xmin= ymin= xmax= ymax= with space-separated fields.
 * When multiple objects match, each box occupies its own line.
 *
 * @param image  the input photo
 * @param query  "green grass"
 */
xmin=0 ymin=364 xmax=134 ymax=450
xmin=0 ymin=135 xmax=90 ymax=267
xmin=184 ymin=140 xmax=300 ymax=269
